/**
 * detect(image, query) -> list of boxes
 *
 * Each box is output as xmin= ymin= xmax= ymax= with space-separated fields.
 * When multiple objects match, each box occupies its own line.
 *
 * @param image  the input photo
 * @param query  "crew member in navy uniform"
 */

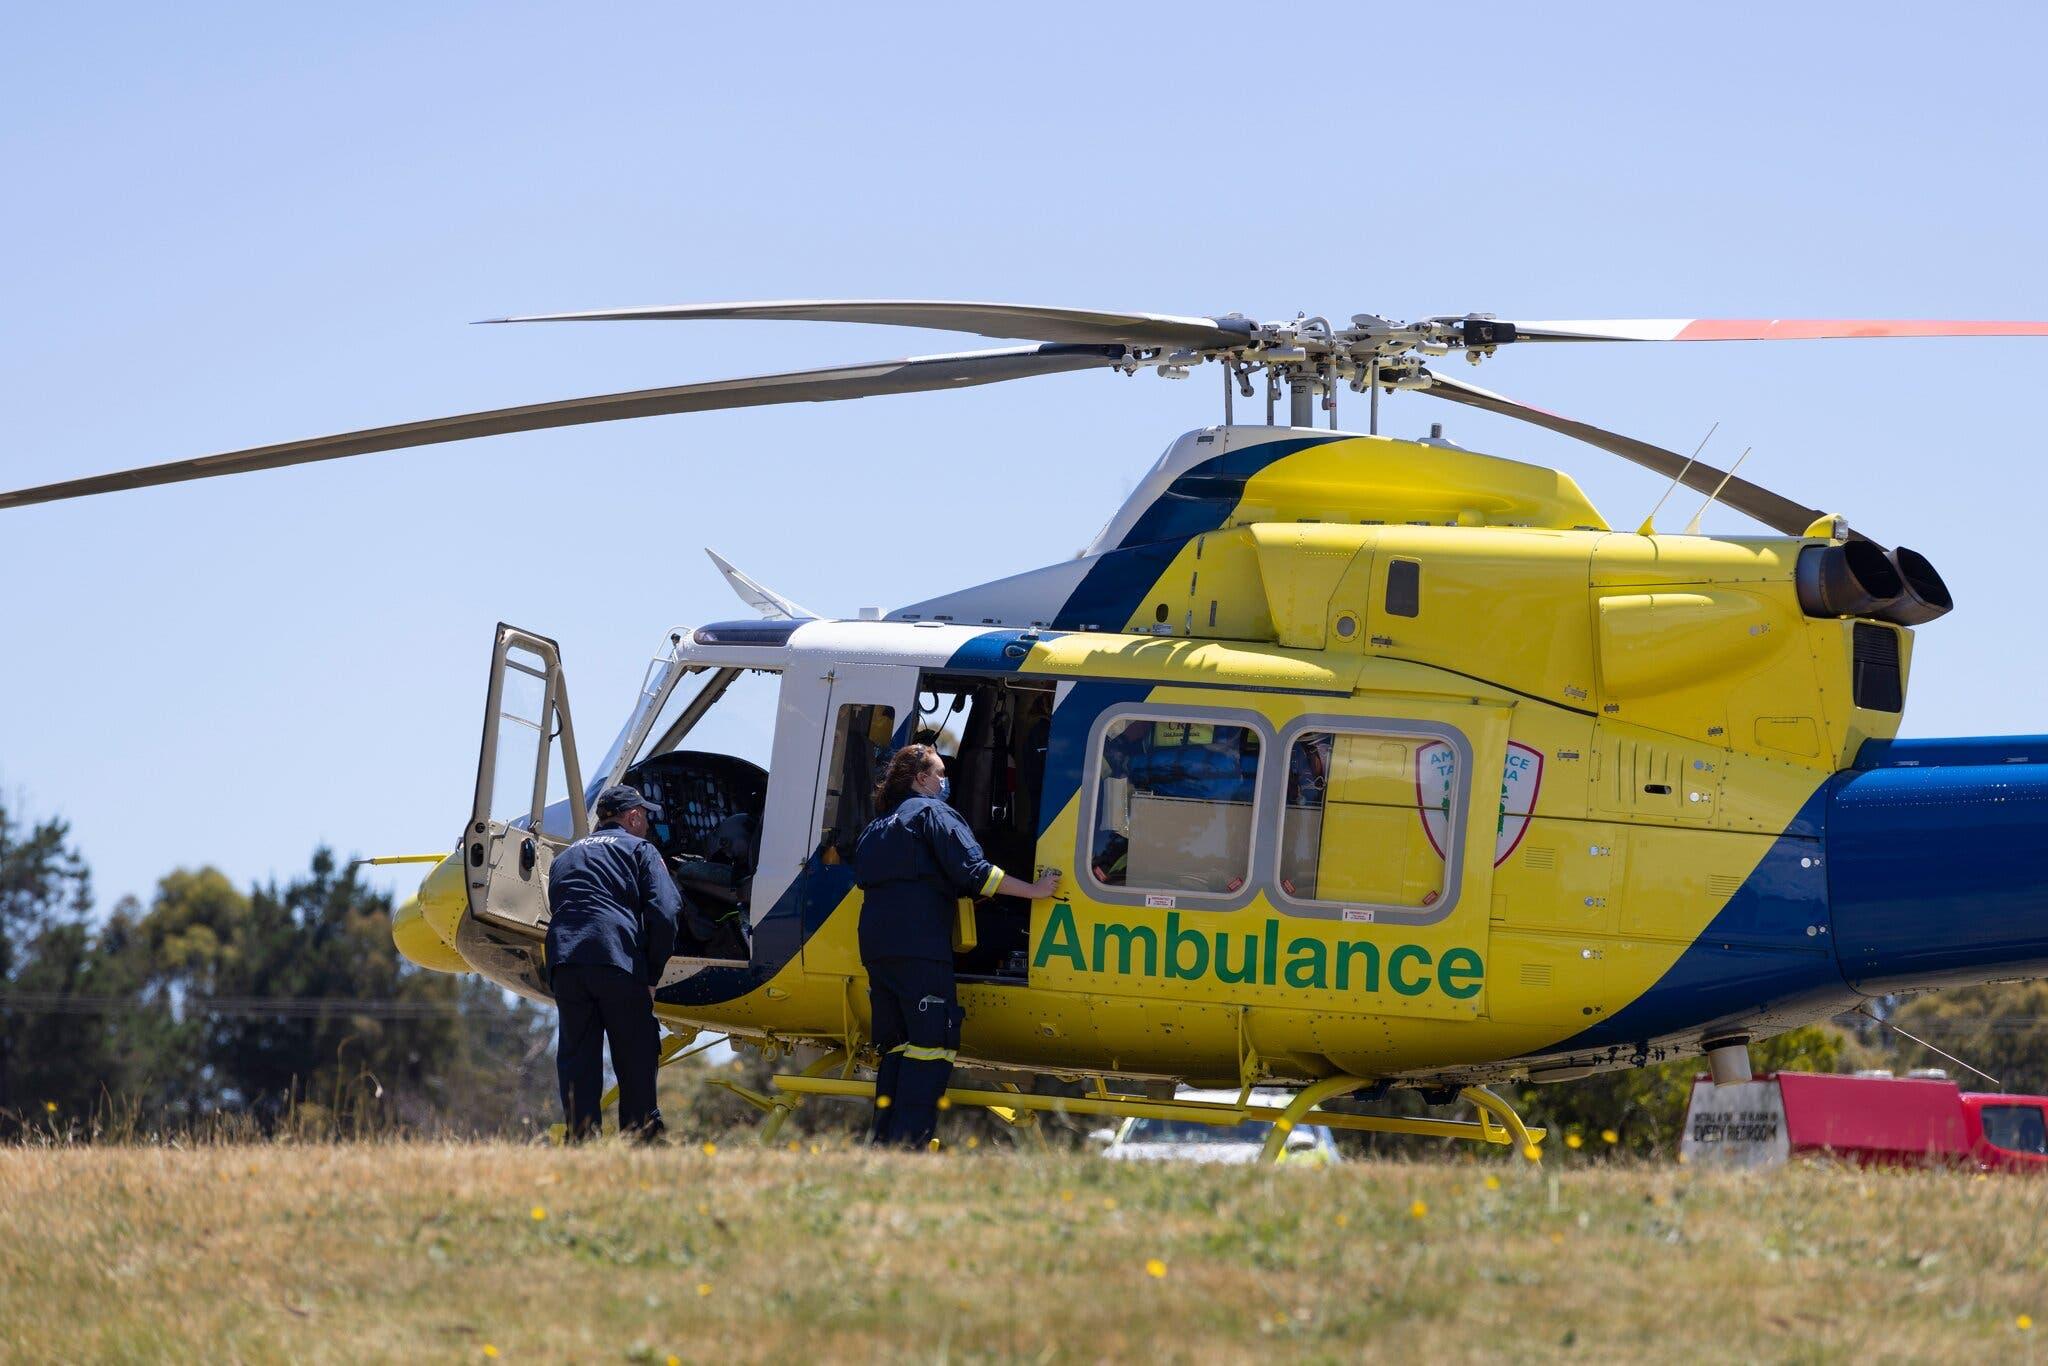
xmin=853 ymin=744 xmax=1058 ymax=1149
xmin=545 ymin=783 xmax=681 ymax=1141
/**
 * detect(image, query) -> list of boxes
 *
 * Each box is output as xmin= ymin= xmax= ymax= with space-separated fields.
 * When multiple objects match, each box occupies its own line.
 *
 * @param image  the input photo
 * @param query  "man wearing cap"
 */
xmin=545 ymin=783 xmax=681 ymax=1140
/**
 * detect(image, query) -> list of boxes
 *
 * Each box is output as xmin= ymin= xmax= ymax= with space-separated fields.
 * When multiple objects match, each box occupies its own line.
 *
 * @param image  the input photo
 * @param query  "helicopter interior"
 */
xmin=921 ymin=674 xmax=1056 ymax=982
xmin=621 ymin=749 xmax=763 ymax=962
xmin=618 ymin=666 xmax=779 ymax=964
xmin=817 ymin=672 xmax=1056 ymax=983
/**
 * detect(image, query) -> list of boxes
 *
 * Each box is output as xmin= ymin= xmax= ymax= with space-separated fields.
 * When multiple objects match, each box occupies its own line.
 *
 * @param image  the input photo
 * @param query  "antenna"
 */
xmin=1633 ymin=421 xmax=1718 ymax=536
xmin=1858 ymin=1004 xmax=2002 ymax=1090
xmin=1684 ymin=446 xmax=1753 ymax=535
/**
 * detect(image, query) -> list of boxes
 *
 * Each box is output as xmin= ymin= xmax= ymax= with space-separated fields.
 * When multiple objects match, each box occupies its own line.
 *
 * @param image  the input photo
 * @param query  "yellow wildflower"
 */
xmin=1145 ymin=1258 xmax=1167 ymax=1279
xmin=701 ymin=1141 xmax=718 ymax=1157
xmin=1484 ymin=1175 xmax=1501 ymax=1191
xmin=1409 ymin=1199 xmax=1428 ymax=1219
xmin=529 ymin=1206 xmax=546 ymax=1222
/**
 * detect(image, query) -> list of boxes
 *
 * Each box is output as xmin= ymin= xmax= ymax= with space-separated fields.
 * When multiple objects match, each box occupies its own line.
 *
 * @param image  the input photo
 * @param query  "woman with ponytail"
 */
xmin=852 ymin=743 xmax=1059 ymax=1149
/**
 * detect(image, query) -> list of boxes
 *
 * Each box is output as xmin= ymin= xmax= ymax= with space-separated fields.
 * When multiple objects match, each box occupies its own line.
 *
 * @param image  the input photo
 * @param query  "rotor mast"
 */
xmin=1195 ymin=312 xmax=1505 ymax=435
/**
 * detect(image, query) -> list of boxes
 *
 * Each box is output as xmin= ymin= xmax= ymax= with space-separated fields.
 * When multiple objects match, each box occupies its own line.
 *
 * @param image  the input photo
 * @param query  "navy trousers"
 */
xmin=553 ymin=962 xmax=662 ymax=1139
xmin=866 ymin=956 xmax=962 ymax=1149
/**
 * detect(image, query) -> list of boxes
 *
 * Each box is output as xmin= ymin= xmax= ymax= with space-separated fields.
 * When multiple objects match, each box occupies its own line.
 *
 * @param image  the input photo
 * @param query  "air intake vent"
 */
xmin=1524 ymin=847 xmax=1556 ymax=871
xmin=1386 ymin=559 xmax=1421 ymax=618
xmin=1520 ymin=963 xmax=1553 ymax=988
xmin=1852 ymin=622 xmax=1903 ymax=713
xmin=1706 ymin=873 xmax=1743 ymax=900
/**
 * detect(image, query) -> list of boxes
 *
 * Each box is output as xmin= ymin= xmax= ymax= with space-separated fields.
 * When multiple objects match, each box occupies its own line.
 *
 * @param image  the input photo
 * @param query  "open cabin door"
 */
xmin=466 ymin=624 xmax=589 ymax=939
xmin=800 ymin=663 xmax=919 ymax=976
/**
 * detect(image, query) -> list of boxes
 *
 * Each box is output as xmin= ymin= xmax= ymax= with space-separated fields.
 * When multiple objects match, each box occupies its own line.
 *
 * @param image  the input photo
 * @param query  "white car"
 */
xmin=1101 ymin=1088 xmax=1341 ymax=1165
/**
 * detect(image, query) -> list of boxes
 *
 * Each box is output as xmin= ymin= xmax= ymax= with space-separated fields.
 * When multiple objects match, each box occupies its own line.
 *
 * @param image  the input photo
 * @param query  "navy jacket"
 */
xmin=544 ymin=820 xmax=681 ymax=986
xmin=853 ymin=796 xmax=1003 ymax=963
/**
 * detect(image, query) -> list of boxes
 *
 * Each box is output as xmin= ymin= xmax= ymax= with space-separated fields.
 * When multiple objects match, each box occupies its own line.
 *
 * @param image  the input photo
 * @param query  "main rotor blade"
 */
xmin=1493 ymin=318 xmax=2048 ymax=343
xmin=482 ymin=299 xmax=1251 ymax=350
xmin=1416 ymin=368 xmax=1832 ymax=538
xmin=0 ymin=344 xmax=1126 ymax=511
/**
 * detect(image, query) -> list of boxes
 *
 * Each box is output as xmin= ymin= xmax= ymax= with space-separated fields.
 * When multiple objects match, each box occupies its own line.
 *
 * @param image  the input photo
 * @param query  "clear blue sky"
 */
xmin=4 ymin=4 xmax=2045 ymax=916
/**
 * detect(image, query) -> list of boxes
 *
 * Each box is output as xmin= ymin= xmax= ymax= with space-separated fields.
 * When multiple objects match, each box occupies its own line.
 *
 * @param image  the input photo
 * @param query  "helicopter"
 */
xmin=10 ymin=302 xmax=2048 ymax=1158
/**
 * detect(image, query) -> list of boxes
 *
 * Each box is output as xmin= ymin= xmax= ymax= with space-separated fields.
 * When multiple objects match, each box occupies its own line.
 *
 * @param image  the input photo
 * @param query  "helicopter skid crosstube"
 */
xmin=756 ymin=1074 xmax=1546 ymax=1162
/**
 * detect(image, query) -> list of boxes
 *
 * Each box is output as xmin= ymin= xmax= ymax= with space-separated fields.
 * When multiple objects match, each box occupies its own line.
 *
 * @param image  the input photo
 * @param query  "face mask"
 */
xmin=922 ymin=775 xmax=951 ymax=803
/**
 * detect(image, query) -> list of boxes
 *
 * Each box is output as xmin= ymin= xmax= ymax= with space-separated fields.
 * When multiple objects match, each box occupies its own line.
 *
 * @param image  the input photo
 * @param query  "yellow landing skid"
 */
xmin=753 ymin=1075 xmax=1545 ymax=1164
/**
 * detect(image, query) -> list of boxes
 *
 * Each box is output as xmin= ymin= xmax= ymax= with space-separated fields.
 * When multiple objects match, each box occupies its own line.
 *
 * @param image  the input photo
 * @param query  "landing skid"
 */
xmin=747 ymin=1072 xmax=1546 ymax=1164
xmin=561 ymin=1039 xmax=1546 ymax=1163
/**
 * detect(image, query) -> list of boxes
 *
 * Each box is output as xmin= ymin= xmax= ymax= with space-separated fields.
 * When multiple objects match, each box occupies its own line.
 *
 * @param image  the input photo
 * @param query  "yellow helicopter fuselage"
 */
xmin=400 ymin=425 xmax=2045 ymax=1093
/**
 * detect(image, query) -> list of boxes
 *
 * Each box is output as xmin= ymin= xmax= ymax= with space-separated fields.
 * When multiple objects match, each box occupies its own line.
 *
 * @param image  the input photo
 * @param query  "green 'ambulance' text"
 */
xmin=1031 ymin=903 xmax=1483 ymax=998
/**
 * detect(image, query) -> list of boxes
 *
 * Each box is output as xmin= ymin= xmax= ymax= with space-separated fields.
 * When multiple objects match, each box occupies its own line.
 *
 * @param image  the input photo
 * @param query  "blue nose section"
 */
xmin=1829 ymin=737 xmax=2048 ymax=994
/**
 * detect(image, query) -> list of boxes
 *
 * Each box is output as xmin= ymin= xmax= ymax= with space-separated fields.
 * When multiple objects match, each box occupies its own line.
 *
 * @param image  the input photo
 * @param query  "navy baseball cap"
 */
xmin=594 ymin=784 xmax=665 ymax=821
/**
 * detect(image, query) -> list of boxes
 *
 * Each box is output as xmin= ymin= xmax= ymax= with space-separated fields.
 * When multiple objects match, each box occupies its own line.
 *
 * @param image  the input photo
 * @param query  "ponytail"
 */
xmin=873 ymin=743 xmax=936 ymax=815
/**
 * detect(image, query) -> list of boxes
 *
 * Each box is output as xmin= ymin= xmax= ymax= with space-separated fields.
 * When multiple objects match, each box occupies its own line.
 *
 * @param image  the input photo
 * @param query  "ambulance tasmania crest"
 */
xmin=1419 ymin=741 xmax=1543 ymax=866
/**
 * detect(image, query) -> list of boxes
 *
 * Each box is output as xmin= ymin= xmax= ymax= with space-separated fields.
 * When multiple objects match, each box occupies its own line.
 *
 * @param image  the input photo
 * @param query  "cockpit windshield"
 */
xmin=607 ymin=655 xmax=781 ymax=964
xmin=584 ymin=639 xmax=780 ymax=804
xmin=636 ymin=667 xmax=777 ymax=771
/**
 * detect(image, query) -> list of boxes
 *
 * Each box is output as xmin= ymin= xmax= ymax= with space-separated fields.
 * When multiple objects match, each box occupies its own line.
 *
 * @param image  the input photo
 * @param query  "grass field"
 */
xmin=2 ymin=1140 xmax=2043 ymax=1364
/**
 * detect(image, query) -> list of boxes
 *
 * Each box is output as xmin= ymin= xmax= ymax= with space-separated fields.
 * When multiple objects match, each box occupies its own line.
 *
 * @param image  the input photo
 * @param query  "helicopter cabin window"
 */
xmin=485 ymin=641 xmax=573 ymax=827
xmin=1088 ymin=716 xmax=1261 ymax=901
xmin=616 ymin=666 xmax=781 ymax=963
xmin=1277 ymin=728 xmax=1457 ymax=914
xmin=1386 ymin=559 xmax=1421 ymax=618
xmin=819 ymin=704 xmax=898 ymax=864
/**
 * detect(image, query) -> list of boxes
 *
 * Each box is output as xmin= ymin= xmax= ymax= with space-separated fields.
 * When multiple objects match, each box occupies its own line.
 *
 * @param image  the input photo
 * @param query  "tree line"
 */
xmin=0 ymin=799 xmax=555 ymax=1139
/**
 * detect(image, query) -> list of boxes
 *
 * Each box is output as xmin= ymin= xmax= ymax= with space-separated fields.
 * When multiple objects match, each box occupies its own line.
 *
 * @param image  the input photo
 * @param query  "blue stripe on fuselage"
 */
xmin=1038 ymin=680 xmax=1154 ymax=837
xmin=1053 ymin=436 xmax=1338 ymax=633
xmin=1547 ymin=786 xmax=1845 ymax=1056
xmin=943 ymin=628 xmax=1067 ymax=674
xmin=1113 ymin=436 xmax=1338 ymax=549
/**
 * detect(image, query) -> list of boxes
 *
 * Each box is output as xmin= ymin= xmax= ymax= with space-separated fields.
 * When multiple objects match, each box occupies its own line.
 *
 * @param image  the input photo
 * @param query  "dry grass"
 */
xmin=1 ymin=1138 xmax=2044 ymax=1364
